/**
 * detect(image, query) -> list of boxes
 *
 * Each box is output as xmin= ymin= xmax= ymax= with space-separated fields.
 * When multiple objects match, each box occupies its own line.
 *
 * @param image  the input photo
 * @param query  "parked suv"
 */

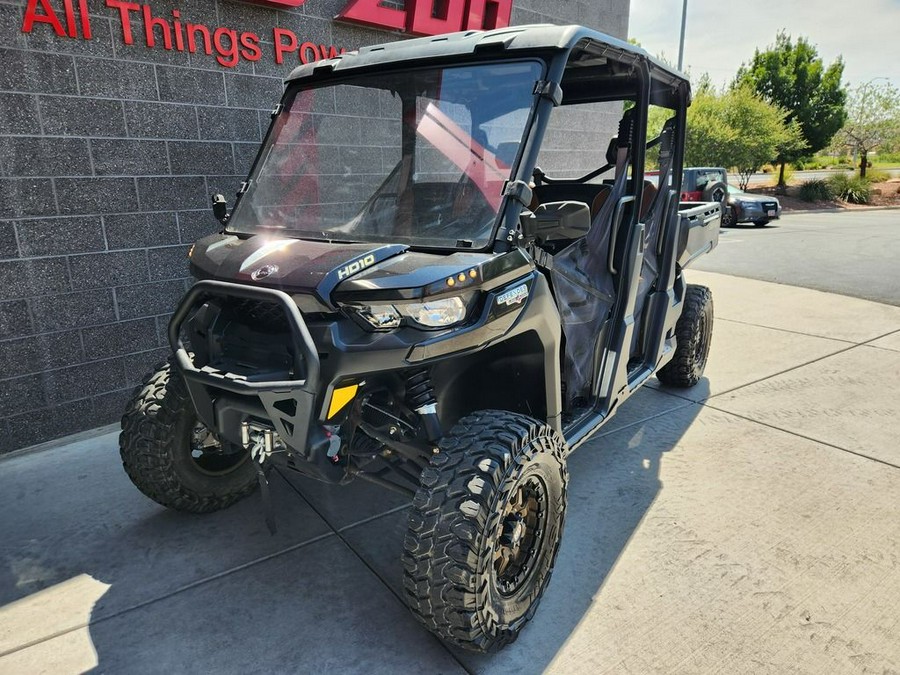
xmin=681 ymin=167 xmax=728 ymax=203
xmin=119 ymin=24 xmax=720 ymax=652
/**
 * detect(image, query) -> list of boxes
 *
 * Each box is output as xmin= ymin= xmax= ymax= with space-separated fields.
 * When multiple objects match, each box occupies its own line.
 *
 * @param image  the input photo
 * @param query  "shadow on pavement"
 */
xmin=0 ymin=384 xmax=703 ymax=673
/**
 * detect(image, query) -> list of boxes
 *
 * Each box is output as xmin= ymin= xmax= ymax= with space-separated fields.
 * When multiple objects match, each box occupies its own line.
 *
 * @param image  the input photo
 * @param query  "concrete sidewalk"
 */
xmin=1 ymin=270 xmax=899 ymax=674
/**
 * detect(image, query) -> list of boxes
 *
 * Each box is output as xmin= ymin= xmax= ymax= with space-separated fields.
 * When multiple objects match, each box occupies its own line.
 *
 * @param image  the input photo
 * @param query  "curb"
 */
xmin=783 ymin=205 xmax=900 ymax=215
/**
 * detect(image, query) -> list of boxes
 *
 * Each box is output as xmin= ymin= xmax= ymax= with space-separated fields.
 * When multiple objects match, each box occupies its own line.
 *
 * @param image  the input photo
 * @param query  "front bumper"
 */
xmin=735 ymin=200 xmax=781 ymax=222
xmin=168 ymin=280 xmax=341 ymax=480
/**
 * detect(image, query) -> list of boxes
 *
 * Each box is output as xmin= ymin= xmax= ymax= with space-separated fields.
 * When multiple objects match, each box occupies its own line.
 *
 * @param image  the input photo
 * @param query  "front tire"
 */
xmin=402 ymin=410 xmax=568 ymax=652
xmin=119 ymin=359 xmax=258 ymax=513
xmin=721 ymin=206 xmax=736 ymax=227
xmin=657 ymin=284 xmax=713 ymax=388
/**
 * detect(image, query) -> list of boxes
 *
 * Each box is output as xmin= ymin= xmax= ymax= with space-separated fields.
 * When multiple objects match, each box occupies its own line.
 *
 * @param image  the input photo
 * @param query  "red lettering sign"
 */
xmin=336 ymin=0 xmax=512 ymax=36
xmin=22 ymin=0 xmax=344 ymax=69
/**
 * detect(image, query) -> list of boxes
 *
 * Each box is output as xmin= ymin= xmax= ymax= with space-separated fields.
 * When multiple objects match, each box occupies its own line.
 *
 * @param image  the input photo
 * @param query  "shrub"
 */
xmin=798 ymin=179 xmax=835 ymax=202
xmin=865 ymin=169 xmax=890 ymax=183
xmin=828 ymin=174 xmax=871 ymax=204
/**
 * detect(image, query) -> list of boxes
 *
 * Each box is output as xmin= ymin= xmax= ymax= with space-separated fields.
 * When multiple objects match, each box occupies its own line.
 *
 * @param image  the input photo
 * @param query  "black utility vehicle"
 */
xmin=120 ymin=24 xmax=720 ymax=652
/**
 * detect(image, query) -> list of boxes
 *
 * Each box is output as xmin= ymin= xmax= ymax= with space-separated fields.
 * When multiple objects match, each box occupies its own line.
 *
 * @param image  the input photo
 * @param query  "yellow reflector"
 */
xmin=327 ymin=384 xmax=358 ymax=419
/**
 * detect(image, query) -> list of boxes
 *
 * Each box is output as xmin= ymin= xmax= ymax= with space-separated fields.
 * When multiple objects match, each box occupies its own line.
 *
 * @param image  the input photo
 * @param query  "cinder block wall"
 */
xmin=0 ymin=0 xmax=628 ymax=454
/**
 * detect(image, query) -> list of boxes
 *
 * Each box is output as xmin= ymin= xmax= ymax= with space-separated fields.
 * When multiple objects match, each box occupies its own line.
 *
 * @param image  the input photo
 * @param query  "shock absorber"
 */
xmin=405 ymin=368 xmax=442 ymax=443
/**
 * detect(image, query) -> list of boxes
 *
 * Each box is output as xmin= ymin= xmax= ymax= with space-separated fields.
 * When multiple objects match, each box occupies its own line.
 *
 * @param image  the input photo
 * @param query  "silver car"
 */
xmin=723 ymin=185 xmax=781 ymax=227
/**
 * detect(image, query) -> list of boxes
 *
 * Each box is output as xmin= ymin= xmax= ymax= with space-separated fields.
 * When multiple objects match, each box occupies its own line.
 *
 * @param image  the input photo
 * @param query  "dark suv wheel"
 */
xmin=402 ymin=410 xmax=568 ymax=652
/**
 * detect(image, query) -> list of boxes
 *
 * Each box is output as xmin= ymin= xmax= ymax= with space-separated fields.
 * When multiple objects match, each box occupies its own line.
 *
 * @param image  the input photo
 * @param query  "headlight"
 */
xmin=346 ymin=296 xmax=469 ymax=330
xmin=398 ymin=297 xmax=467 ymax=327
xmin=356 ymin=304 xmax=401 ymax=329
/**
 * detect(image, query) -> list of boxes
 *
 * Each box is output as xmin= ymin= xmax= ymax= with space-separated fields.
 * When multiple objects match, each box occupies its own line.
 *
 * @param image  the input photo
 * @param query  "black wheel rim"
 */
xmin=189 ymin=421 xmax=247 ymax=476
xmin=493 ymin=475 xmax=547 ymax=596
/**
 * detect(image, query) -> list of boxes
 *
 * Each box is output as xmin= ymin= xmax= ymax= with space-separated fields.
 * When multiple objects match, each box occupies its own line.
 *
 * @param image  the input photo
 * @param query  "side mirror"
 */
xmin=521 ymin=201 xmax=591 ymax=241
xmin=211 ymin=193 xmax=229 ymax=225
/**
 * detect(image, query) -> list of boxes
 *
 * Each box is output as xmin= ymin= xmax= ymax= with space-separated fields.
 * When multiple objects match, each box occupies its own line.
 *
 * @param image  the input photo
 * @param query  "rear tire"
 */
xmin=119 ymin=358 xmax=258 ymax=513
xmin=657 ymin=284 xmax=713 ymax=388
xmin=402 ymin=410 xmax=568 ymax=652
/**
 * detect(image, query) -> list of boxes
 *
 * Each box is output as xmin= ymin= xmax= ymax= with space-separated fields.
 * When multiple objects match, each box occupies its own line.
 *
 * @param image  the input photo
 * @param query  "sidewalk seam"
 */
xmin=715 ymin=317 xmax=861 ymax=345
xmin=700 ymin=403 xmax=900 ymax=471
xmin=275 ymin=469 xmax=475 ymax=675
xmin=652 ymin=326 xmax=900 ymax=406
xmin=0 ymin=529 xmax=337 ymax=659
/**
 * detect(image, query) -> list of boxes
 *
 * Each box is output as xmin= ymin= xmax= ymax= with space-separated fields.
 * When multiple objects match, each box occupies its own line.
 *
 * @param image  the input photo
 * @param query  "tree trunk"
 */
xmin=860 ymin=151 xmax=868 ymax=178
xmin=776 ymin=161 xmax=787 ymax=194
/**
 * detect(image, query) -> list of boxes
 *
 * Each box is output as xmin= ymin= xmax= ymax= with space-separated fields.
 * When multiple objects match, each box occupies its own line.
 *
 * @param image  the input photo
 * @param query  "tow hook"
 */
xmin=241 ymin=421 xmax=280 ymax=535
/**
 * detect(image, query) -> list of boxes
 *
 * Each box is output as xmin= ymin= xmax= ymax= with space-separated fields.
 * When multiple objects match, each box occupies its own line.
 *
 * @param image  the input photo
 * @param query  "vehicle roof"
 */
xmin=285 ymin=24 xmax=688 ymax=89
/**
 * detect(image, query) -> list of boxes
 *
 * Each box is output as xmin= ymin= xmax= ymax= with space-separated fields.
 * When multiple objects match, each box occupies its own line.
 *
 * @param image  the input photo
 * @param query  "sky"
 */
xmin=628 ymin=0 xmax=900 ymax=92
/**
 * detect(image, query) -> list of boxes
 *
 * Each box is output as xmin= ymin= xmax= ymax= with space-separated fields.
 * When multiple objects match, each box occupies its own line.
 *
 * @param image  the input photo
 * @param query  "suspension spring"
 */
xmin=405 ymin=368 xmax=442 ymax=443
xmin=405 ymin=368 xmax=436 ymax=411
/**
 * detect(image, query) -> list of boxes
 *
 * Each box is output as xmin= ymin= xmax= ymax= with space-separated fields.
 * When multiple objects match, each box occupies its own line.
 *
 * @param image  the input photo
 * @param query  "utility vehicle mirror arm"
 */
xmin=211 ymin=193 xmax=229 ymax=225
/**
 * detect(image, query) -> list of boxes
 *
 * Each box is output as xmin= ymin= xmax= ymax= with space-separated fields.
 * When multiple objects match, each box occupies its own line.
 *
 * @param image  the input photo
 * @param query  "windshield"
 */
xmin=227 ymin=60 xmax=543 ymax=249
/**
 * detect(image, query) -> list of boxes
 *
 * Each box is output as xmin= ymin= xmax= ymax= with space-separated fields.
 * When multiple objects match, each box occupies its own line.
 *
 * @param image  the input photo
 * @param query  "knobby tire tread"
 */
xmin=402 ymin=410 xmax=568 ymax=652
xmin=119 ymin=359 xmax=257 ymax=513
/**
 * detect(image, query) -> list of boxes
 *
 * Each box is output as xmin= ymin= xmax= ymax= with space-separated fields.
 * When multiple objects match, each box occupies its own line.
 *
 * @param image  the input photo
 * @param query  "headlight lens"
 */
xmin=347 ymin=296 xmax=469 ymax=330
xmin=399 ymin=297 xmax=467 ymax=327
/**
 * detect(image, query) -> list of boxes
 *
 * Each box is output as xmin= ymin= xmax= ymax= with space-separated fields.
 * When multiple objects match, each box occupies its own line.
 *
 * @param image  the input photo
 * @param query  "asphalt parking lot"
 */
xmin=695 ymin=210 xmax=900 ymax=306
xmin=2 ymin=268 xmax=899 ymax=674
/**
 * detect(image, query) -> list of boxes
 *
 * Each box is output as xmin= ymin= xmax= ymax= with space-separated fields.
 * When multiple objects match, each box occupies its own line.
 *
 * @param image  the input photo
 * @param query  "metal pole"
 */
xmin=677 ymin=0 xmax=688 ymax=71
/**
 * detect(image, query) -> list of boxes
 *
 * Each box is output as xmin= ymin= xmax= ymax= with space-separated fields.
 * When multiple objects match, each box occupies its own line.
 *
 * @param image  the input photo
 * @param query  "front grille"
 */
xmin=762 ymin=202 xmax=778 ymax=210
xmin=227 ymin=298 xmax=290 ymax=330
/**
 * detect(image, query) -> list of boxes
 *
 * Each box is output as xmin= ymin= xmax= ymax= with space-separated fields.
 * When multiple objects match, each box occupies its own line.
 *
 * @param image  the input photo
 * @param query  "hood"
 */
xmin=188 ymin=234 xmax=501 ymax=308
xmin=189 ymin=234 xmax=409 ymax=307
xmin=729 ymin=192 xmax=779 ymax=204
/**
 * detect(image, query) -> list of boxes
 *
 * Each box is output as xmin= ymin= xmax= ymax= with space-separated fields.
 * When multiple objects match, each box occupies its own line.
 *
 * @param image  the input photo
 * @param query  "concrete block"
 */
xmin=39 ymin=95 xmax=126 ymax=137
xmin=89 ymin=139 xmax=170 ymax=176
xmin=147 ymin=245 xmax=190 ymax=281
xmin=137 ymin=176 xmax=207 ymax=211
xmin=0 ymin=178 xmax=56 ymax=218
xmin=104 ymin=212 xmax=180 ymax=249
xmin=156 ymin=65 xmax=226 ymax=106
xmin=123 ymin=101 xmax=198 ymax=140
xmin=76 ymin=57 xmax=158 ymax=101
xmin=0 ymin=300 xmax=33 ymax=338
xmin=115 ymin=280 xmax=185 ymax=319
xmin=0 ymin=93 xmax=41 ymax=135
xmin=29 ymin=289 xmax=117 ymax=332
xmin=81 ymin=317 xmax=158 ymax=360
xmin=0 ymin=137 xmax=92 ymax=178
xmin=0 ymin=47 xmax=77 ymax=95
xmin=15 ymin=216 xmax=105 ymax=256
xmin=55 ymin=177 xmax=140 ymax=216
xmin=0 ymin=257 xmax=70 ymax=301
xmin=69 ymin=250 xmax=149 ymax=290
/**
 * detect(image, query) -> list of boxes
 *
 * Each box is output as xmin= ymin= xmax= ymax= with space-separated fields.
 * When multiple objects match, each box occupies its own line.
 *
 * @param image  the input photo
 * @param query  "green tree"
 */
xmin=737 ymin=32 xmax=846 ymax=189
xmin=837 ymin=80 xmax=900 ymax=178
xmin=685 ymin=85 xmax=804 ymax=190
